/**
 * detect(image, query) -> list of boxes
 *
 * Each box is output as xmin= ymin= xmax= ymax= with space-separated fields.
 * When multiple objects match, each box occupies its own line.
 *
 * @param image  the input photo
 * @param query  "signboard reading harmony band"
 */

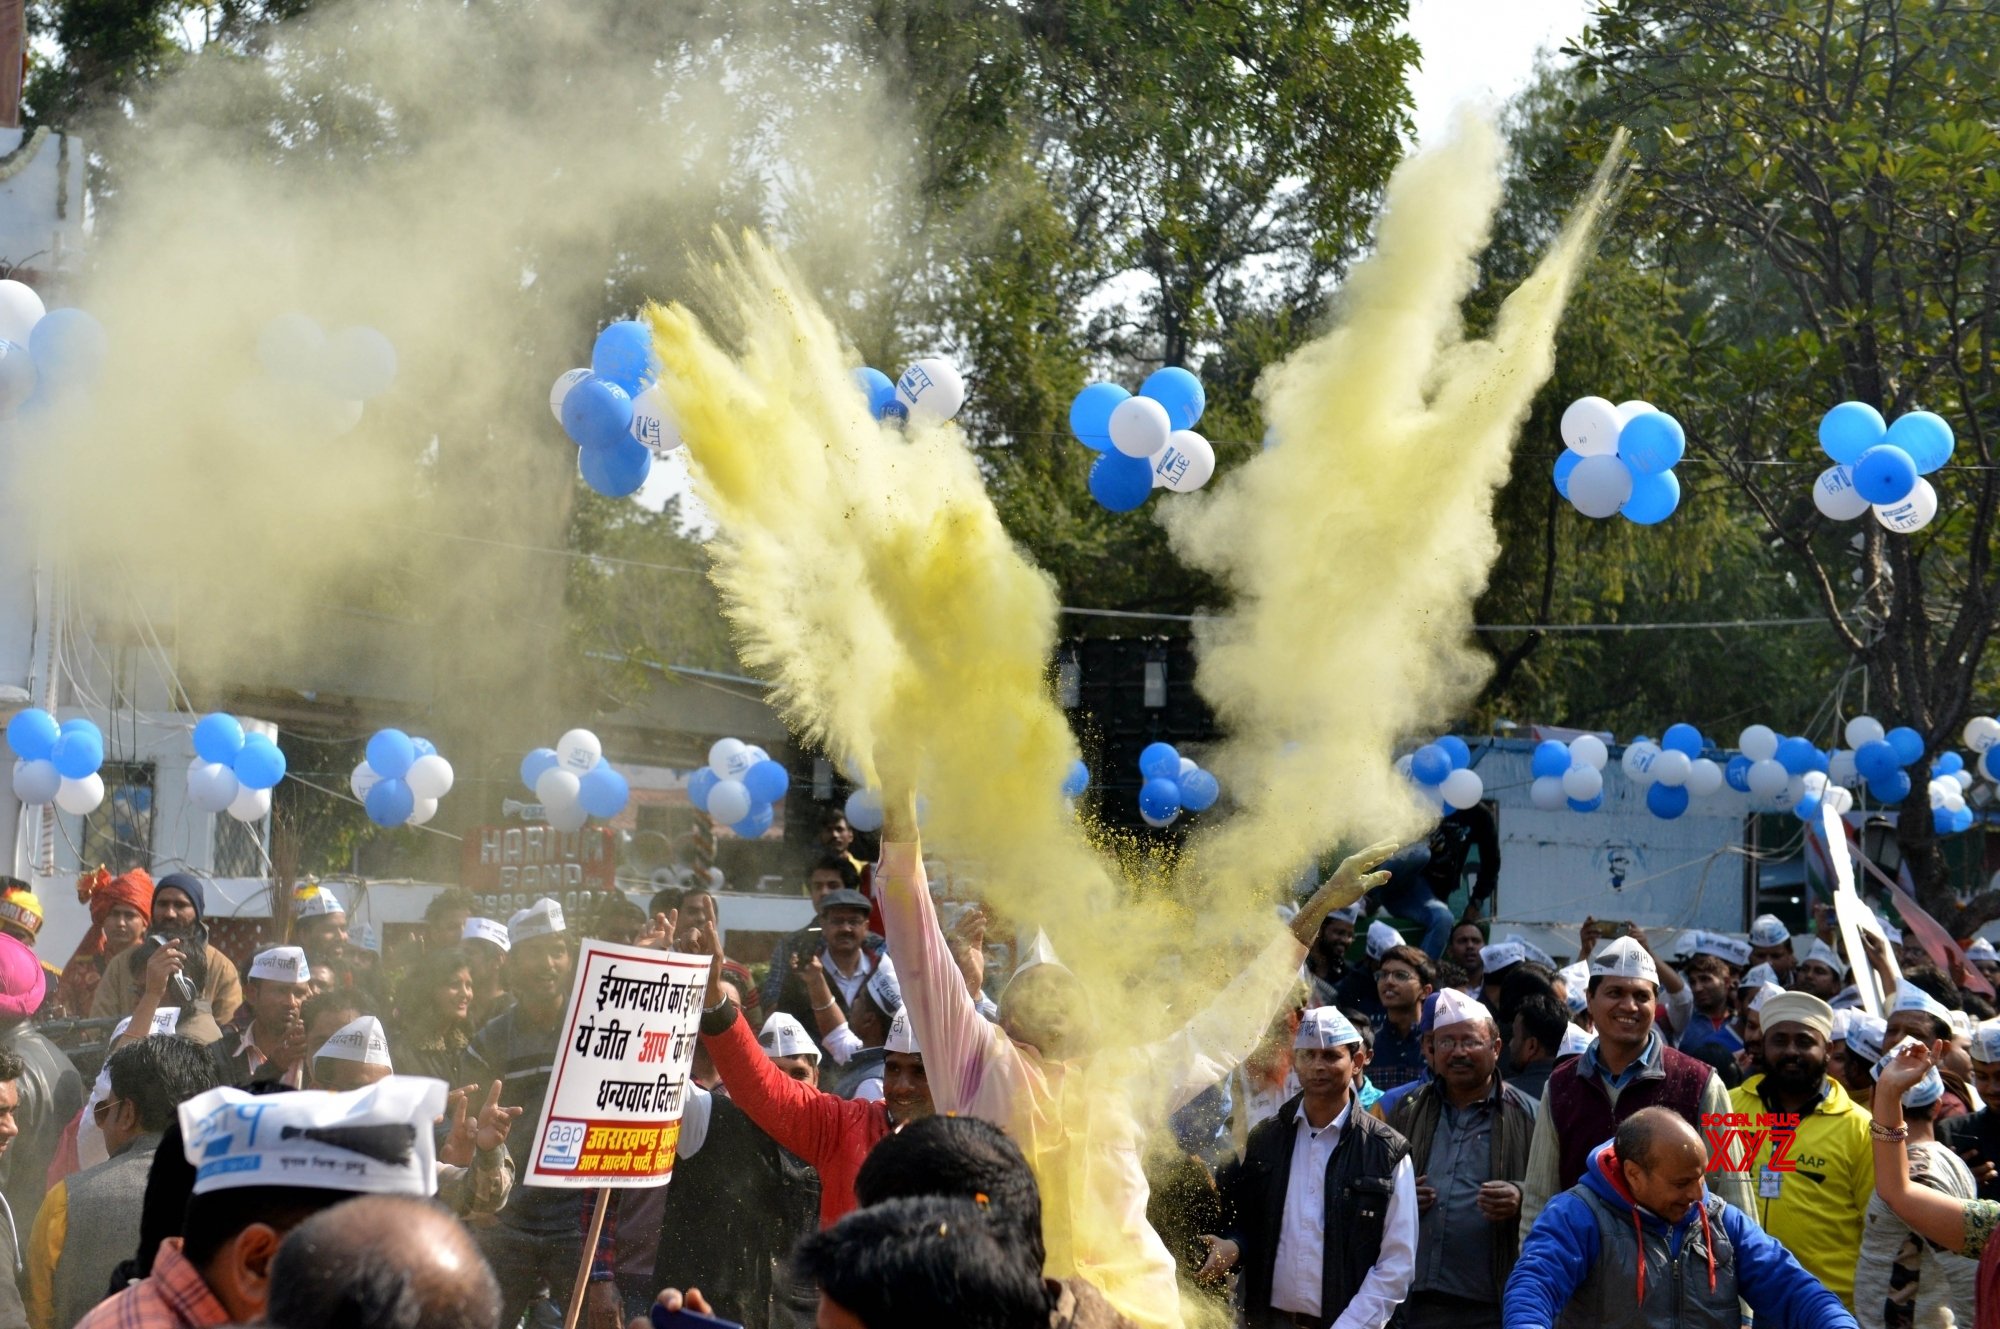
xmin=525 ymin=939 xmax=706 ymax=1188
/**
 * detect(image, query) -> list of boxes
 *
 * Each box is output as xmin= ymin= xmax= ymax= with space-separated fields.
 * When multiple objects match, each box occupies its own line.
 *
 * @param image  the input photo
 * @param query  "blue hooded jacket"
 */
xmin=1504 ymin=1141 xmax=1857 ymax=1329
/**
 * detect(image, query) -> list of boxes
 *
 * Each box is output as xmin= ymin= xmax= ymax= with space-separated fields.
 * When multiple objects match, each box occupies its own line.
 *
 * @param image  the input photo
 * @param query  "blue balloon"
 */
xmin=561 ymin=375 xmax=634 ymax=451
xmin=1853 ymin=445 xmax=1918 ymax=505
xmin=1775 ymin=736 xmax=1818 ymax=776
xmin=412 ymin=737 xmax=437 ymax=758
xmin=4 ymin=708 xmax=56 ymax=762
xmin=50 ymin=725 xmax=101 ymax=779
xmin=853 ymin=368 xmax=898 ymax=421
xmin=1869 ymin=769 xmax=1913 ymax=804
xmin=1060 ymin=760 xmax=1090 ymax=799
xmin=686 ymin=766 xmax=719 ymax=813
xmin=1618 ymin=411 xmax=1686 ymax=475
xmin=193 ymin=713 xmax=245 ymax=765
xmin=579 ymin=432 xmax=653 ymax=498
xmin=233 ymin=734 xmax=287 ymax=790
xmin=1069 ymin=383 xmax=1130 ymax=450
xmin=0 ymin=341 xmax=36 ymax=417
xmin=1724 ymin=754 xmax=1753 ymax=792
xmin=1888 ymin=411 xmax=1954 ymax=475
xmin=1620 ymin=468 xmax=1681 ymax=525
xmin=1936 ymin=752 xmax=1966 ymax=776
xmin=29 ymin=308 xmax=108 ymax=389
xmin=1819 ymin=401 xmax=1886 ymax=465
xmin=1531 ymin=740 xmax=1571 ymax=779
xmin=591 ymin=320 xmax=658 ymax=396
xmin=1552 ymin=451 xmax=1581 ymax=499
xmin=1952 ymin=805 xmax=1975 ymax=834
xmin=520 ymin=748 xmax=559 ymax=794
xmin=1661 ymin=724 xmax=1704 ymax=758
xmin=1138 ymin=742 xmax=1181 ymax=781
xmin=1138 ymin=777 xmax=1182 ymax=820
xmin=367 ymin=729 xmax=416 ymax=780
xmin=1409 ymin=744 xmax=1451 ymax=786
xmin=1887 ymin=726 xmax=1925 ymax=767
xmin=1646 ymin=782 xmax=1690 ymax=819
xmin=1138 ymin=367 xmax=1206 ymax=431
xmin=579 ymin=763 xmax=630 ymax=819
xmin=731 ymin=802 xmax=774 ymax=839
xmin=365 ymin=777 xmax=415 ymax=827
xmin=1088 ymin=450 xmax=1152 ymax=511
xmin=1854 ymin=740 xmax=1901 ymax=784
xmin=1568 ymin=794 xmax=1604 ymax=813
xmin=744 ymin=759 xmax=790 ymax=806
xmin=1794 ymin=796 xmax=1823 ymax=824
xmin=1436 ymin=736 xmax=1471 ymax=770
xmin=1935 ymin=807 xmax=1959 ymax=835
xmin=1179 ymin=767 xmax=1220 ymax=812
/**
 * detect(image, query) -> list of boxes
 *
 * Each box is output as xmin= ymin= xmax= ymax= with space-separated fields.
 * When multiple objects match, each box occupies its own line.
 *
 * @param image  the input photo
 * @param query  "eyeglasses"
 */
xmin=1377 ymin=969 xmax=1420 ymax=984
xmin=91 ymin=1096 xmax=119 ymax=1122
xmin=1430 ymin=1035 xmax=1492 ymax=1052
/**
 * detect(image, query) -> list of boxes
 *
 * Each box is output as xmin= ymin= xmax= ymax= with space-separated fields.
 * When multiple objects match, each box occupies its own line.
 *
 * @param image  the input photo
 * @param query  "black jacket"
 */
xmin=1939 ymin=1106 xmax=2000 ymax=1203
xmin=0 ymin=1020 xmax=83 ymax=1238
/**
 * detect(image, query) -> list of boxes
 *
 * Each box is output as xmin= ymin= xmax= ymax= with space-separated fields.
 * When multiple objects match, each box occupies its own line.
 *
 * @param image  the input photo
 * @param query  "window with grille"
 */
xmin=75 ymin=762 xmax=154 ymax=875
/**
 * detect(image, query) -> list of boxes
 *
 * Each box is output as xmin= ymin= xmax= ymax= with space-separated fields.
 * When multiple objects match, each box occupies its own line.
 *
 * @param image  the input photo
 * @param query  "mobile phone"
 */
xmin=1600 ymin=920 xmax=1631 ymax=938
xmin=651 ymin=1305 xmax=743 ymax=1329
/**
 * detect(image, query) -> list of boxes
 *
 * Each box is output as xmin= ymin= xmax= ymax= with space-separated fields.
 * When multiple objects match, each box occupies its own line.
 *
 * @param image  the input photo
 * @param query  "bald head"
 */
xmin=264 ymin=1196 xmax=500 ymax=1329
xmin=1615 ymin=1105 xmax=1702 ymax=1168
xmin=1614 ymin=1107 xmax=1709 ymax=1220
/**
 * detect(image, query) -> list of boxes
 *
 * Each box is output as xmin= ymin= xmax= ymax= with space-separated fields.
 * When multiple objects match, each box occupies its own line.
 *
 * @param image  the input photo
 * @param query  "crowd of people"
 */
xmin=0 ymin=808 xmax=1992 ymax=1329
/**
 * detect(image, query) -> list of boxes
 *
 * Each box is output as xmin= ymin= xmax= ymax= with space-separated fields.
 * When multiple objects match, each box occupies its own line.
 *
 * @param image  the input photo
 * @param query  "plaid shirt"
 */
xmin=72 ymin=1239 xmax=230 ymax=1329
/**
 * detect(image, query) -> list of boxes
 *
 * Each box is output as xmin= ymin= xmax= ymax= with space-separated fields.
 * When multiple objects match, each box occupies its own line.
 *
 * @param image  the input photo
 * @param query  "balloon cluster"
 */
xmin=514 ymin=730 xmax=627 ymax=834
xmin=852 ymin=358 xmax=967 ymax=425
xmin=1615 ymin=725 xmax=1731 ymax=820
xmin=1813 ymin=402 xmax=1953 ymax=533
xmin=1133 ymin=743 xmax=1220 ymax=828
xmin=1399 ymin=736 xmax=1486 ymax=812
xmin=1526 ymin=734 xmax=1612 ymax=813
xmin=683 ymin=737 xmax=785 ymax=840
xmin=246 ymin=313 xmax=397 ymax=441
xmin=550 ymin=320 xmax=681 ymax=499
xmin=1068 ymin=368 xmax=1214 ymax=512
xmin=6 ymin=708 xmax=106 ymax=814
xmin=185 ymin=714 xmax=288 ymax=823
xmin=0 ymin=278 xmax=108 ymax=422
xmin=1554 ymin=397 xmax=1685 ymax=525
xmin=352 ymin=729 xmax=458 ymax=829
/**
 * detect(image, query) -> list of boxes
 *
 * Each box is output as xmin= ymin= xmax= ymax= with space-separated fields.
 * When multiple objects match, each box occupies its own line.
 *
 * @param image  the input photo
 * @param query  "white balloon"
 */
xmin=1568 ymin=734 xmax=1609 ymax=770
xmin=1178 ymin=757 xmax=1199 ymax=778
xmin=1802 ymin=771 xmax=1830 ymax=798
xmin=1813 ymin=465 xmax=1871 ymax=521
xmin=706 ymin=778 xmax=752 ymax=825
xmin=630 ymin=385 xmax=683 ymax=455
xmin=1825 ymin=786 xmax=1855 ymax=814
xmin=1441 ymin=768 xmax=1484 ymax=810
xmin=1616 ymin=399 xmax=1657 ymax=421
xmin=1781 ymin=774 xmax=1807 ymax=808
xmin=1562 ymin=764 xmax=1603 ymax=801
xmin=1875 ymin=478 xmax=1938 ymax=533
xmin=1738 ymin=725 xmax=1779 ymax=763
xmin=547 ymin=800 xmax=589 ymax=833
xmin=188 ymin=761 xmax=240 ymax=813
xmin=1560 ymin=397 xmax=1624 ymax=457
xmin=1530 ymin=776 xmax=1567 ymax=810
xmin=408 ymin=796 xmax=439 ymax=826
xmin=896 ymin=357 xmax=966 ymax=422
xmin=1393 ymin=754 xmax=1414 ymax=778
xmin=1955 ymin=769 xmax=1976 ymax=790
xmin=56 ymin=773 xmax=103 ymax=815
xmin=351 ymin=760 xmax=381 ymax=801
xmin=0 ymin=280 xmax=45 ymax=348
xmin=706 ymin=737 xmax=747 ymax=780
xmin=743 ymin=745 xmax=770 ymax=767
xmin=1964 ymin=716 xmax=2000 ymax=753
xmin=406 ymin=753 xmax=455 ymax=800
xmin=536 ymin=768 xmax=581 ymax=813
xmin=227 ymin=784 xmax=271 ymax=823
xmin=1687 ymin=758 xmax=1724 ymax=797
xmin=1929 ymin=779 xmax=1954 ymax=809
xmin=1844 ymin=715 xmax=1886 ymax=749
xmin=549 ymin=368 xmax=592 ymax=424
xmin=1153 ymin=430 xmax=1215 ymax=492
xmin=11 ymin=758 xmax=57 ymax=805
xmin=1746 ymin=758 xmax=1789 ymax=798
xmin=1829 ymin=750 xmax=1859 ymax=788
xmin=259 ymin=313 xmax=326 ymax=385
xmin=557 ymin=728 xmax=603 ymax=774
xmin=1621 ymin=741 xmax=1662 ymax=786
xmin=1652 ymin=749 xmax=1692 ymax=788
xmin=1141 ymin=809 xmax=1180 ymax=828
xmin=1108 ymin=396 xmax=1171 ymax=458
xmin=1567 ymin=454 xmax=1635 ymax=519
xmin=845 ymin=788 xmax=885 ymax=833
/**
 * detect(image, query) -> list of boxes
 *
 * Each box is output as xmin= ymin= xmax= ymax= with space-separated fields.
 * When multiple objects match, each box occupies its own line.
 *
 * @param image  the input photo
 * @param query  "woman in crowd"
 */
xmin=391 ymin=945 xmax=490 ymax=1087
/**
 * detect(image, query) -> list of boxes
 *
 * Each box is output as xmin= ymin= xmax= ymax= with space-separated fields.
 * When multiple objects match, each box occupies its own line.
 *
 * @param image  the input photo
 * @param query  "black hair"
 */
xmin=1432 ymin=957 xmax=1473 ymax=991
xmin=1964 ymin=992 xmax=1997 ymax=1020
xmin=1512 ymin=994 xmax=1569 ymax=1060
xmin=302 ymin=989 xmax=367 ymax=1034
xmin=793 ymin=1196 xmax=1050 ymax=1329
xmin=1341 ymin=1007 xmax=1376 ymax=1052
xmin=1377 ymin=945 xmax=1434 ymax=988
xmin=854 ymin=1115 xmax=1045 ymax=1268
xmin=1587 ymin=974 xmax=1659 ymax=998
xmin=182 ymin=1185 xmax=353 ymax=1269
xmin=394 ymin=948 xmax=473 ymax=1040
xmin=590 ymin=896 xmax=646 ymax=937
xmin=1906 ymin=966 xmax=1964 ymax=1010
xmin=263 ymin=1196 xmax=500 ymax=1329
xmin=646 ymin=887 xmax=684 ymax=919
xmin=810 ymin=855 xmax=861 ymax=892
xmin=1496 ymin=965 xmax=1558 ymax=1029
xmin=0 ymin=1047 xmax=24 ymax=1084
xmin=423 ymin=889 xmax=477 ymax=926
xmin=108 ymin=1036 xmax=221 ymax=1133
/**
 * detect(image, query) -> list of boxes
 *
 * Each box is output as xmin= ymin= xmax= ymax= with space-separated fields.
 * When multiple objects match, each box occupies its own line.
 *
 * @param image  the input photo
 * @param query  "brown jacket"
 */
xmin=86 ymin=941 xmax=241 ymax=1044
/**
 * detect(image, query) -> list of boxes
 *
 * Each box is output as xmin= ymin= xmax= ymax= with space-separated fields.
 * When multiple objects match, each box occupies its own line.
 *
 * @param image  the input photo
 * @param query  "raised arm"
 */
xmin=695 ymin=935 xmax=850 ymax=1169
xmin=1873 ymin=1039 xmax=1982 ymax=1252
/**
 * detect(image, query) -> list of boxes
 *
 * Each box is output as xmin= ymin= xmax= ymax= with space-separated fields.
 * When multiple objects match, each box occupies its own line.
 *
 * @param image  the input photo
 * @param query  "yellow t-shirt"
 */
xmin=1728 ymin=1074 xmax=1875 ymax=1307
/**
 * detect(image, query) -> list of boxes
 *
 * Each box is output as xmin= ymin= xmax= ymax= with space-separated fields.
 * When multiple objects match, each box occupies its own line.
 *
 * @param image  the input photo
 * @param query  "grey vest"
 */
xmin=1557 ymin=1185 xmax=1737 ymax=1329
xmin=54 ymin=1133 xmax=161 ymax=1329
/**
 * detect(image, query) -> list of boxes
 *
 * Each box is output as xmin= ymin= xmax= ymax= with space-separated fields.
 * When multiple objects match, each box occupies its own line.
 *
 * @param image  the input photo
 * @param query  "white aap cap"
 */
xmin=1970 ymin=1017 xmax=2000 ymax=1064
xmin=1330 ymin=902 xmax=1365 ymax=925
xmin=315 ymin=1016 xmax=393 ymax=1069
xmin=1968 ymin=937 xmax=2000 ymax=964
xmin=1949 ymin=1009 xmax=1973 ymax=1040
xmin=179 ymin=1076 xmax=446 ymax=1197
xmin=865 ymin=957 xmax=903 ymax=1017
xmin=884 ymin=1007 xmax=920 ymax=1055
xmin=462 ymin=917 xmax=511 ymax=952
xmin=1588 ymin=936 xmax=1659 ymax=986
xmin=1558 ymin=1024 xmax=1592 ymax=1057
xmin=759 ymin=1011 xmax=820 ymax=1061
xmin=1366 ymin=921 xmax=1401 ymax=961
xmin=1747 ymin=982 xmax=1786 ymax=1014
xmin=292 ymin=885 xmax=346 ymax=920
xmin=1693 ymin=932 xmax=1752 ymax=968
xmin=1748 ymin=914 xmax=1791 ymax=949
xmin=1557 ymin=961 xmax=1589 ymax=1014
xmin=1479 ymin=942 xmax=1525 ymax=973
xmin=1889 ymin=983 xmax=1953 ymax=1023
xmin=1846 ymin=1012 xmax=1888 ymax=1065
xmin=1295 ymin=1007 xmax=1362 ymax=1050
xmin=1828 ymin=1008 xmax=1855 ymax=1042
xmin=1803 ymin=937 xmax=1848 ymax=978
xmin=1430 ymin=988 xmax=1493 ymax=1034
xmin=1509 ymin=936 xmax=1557 ymax=970
xmin=1872 ymin=1036 xmax=1945 ymax=1108
xmin=1873 ymin=912 xmax=1904 ymax=944
xmin=248 ymin=946 xmax=311 ymax=985
xmin=1739 ymin=962 xmax=1778 ymax=989
xmin=509 ymin=898 xmax=565 ymax=946
xmin=347 ymin=923 xmax=382 ymax=956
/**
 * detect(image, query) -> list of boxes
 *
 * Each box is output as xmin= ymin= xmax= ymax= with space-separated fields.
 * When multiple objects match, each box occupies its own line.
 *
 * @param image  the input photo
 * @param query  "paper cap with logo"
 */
xmin=865 ymin=957 xmax=903 ymax=1017
xmin=1295 ymin=1007 xmax=1362 ymax=1050
xmin=1366 ymin=921 xmax=1401 ymax=961
xmin=248 ymin=946 xmax=310 ymax=985
xmin=1007 ymin=929 xmax=1070 ymax=988
xmin=462 ymin=917 xmax=511 ymax=952
xmin=1587 ymin=936 xmax=1659 ymax=986
xmin=1739 ymin=962 xmax=1778 ymax=990
xmin=1889 ymin=983 xmax=1953 ymax=1023
xmin=1692 ymin=932 xmax=1753 ymax=968
xmin=1557 ymin=961 xmax=1590 ymax=1014
xmin=1802 ymin=937 xmax=1849 ymax=979
xmin=1330 ymin=902 xmax=1365 ymax=925
xmin=1747 ymin=982 xmax=1786 ymax=1015
xmin=1748 ymin=914 xmax=1791 ymax=949
xmin=1970 ymin=1017 xmax=2000 ymax=1065
xmin=179 ymin=1076 xmax=446 ymax=1197
xmin=292 ymin=885 xmax=345 ymax=920
xmin=1846 ymin=1013 xmax=1889 ymax=1065
xmin=1873 ymin=911 xmax=1905 ymax=945
xmin=1872 ymin=1035 xmax=1944 ymax=1107
xmin=1506 ymin=935 xmax=1556 ymax=970
xmin=884 ymin=1007 xmax=919 ymax=1055
xmin=1558 ymin=1024 xmax=1592 ymax=1057
xmin=348 ymin=923 xmax=382 ymax=956
xmin=508 ymin=898 xmax=565 ymax=946
xmin=1969 ymin=937 xmax=2000 ymax=964
xmin=0 ymin=890 xmax=43 ymax=938
xmin=1949 ymin=1009 xmax=1973 ymax=1040
xmin=1430 ymin=988 xmax=1493 ymax=1034
xmin=316 ymin=1016 xmax=393 ymax=1069
xmin=1479 ymin=942 xmax=1525 ymax=974
xmin=1757 ymin=991 xmax=1834 ymax=1041
xmin=1829 ymin=1008 xmax=1854 ymax=1043
xmin=759 ymin=1011 xmax=820 ymax=1061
